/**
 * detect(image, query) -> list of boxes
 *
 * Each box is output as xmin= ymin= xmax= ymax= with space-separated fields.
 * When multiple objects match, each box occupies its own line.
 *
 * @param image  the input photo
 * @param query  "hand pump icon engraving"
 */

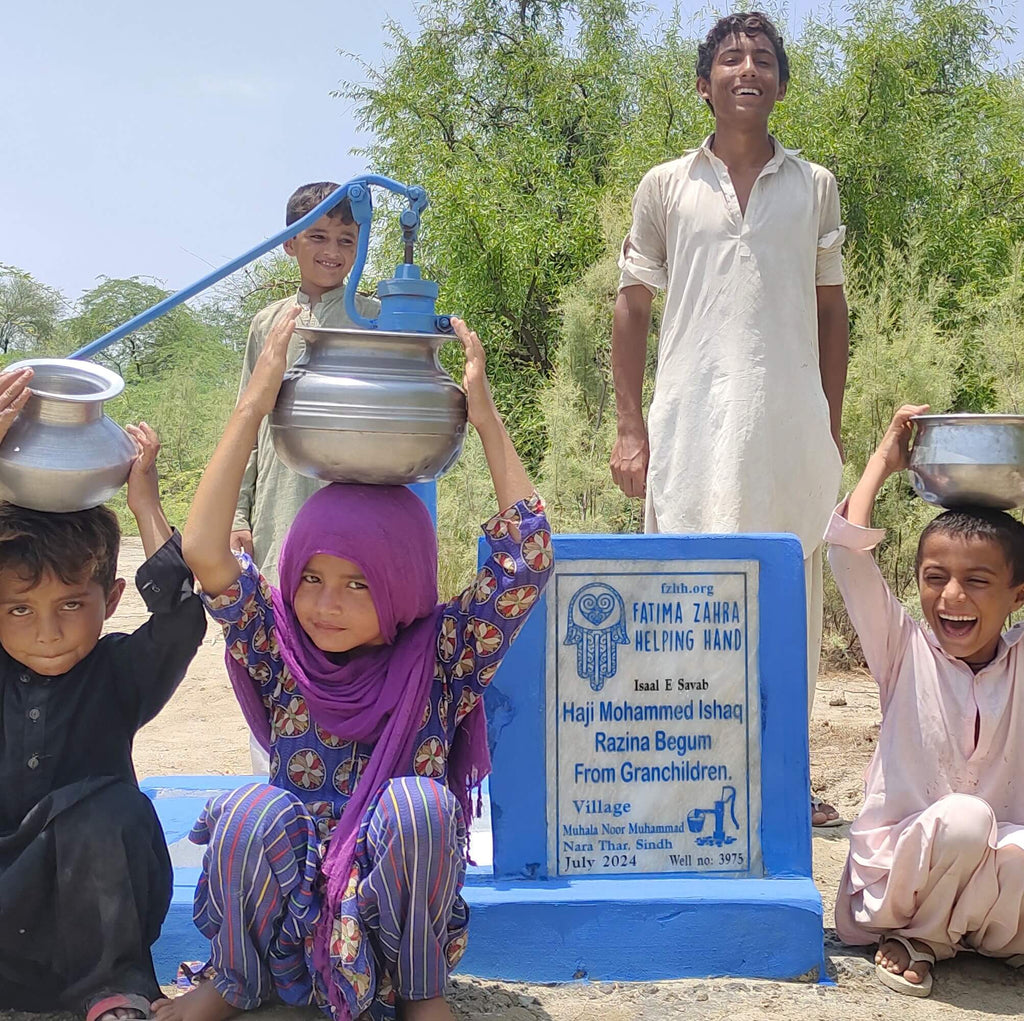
xmin=687 ymin=785 xmax=739 ymax=847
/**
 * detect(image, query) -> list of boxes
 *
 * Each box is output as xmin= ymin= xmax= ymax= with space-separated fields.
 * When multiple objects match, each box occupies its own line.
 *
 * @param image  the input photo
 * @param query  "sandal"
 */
xmin=85 ymin=993 xmax=153 ymax=1021
xmin=811 ymin=794 xmax=843 ymax=827
xmin=875 ymin=935 xmax=935 ymax=997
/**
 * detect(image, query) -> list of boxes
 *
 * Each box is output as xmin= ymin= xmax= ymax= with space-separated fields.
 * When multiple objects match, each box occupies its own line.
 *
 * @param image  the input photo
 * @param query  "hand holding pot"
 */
xmin=874 ymin=403 xmax=930 ymax=477
xmin=452 ymin=317 xmax=497 ymax=429
xmin=0 ymin=367 xmax=33 ymax=447
xmin=125 ymin=421 xmax=175 ymax=557
xmin=242 ymin=306 xmax=302 ymax=418
xmin=846 ymin=402 xmax=930 ymax=528
xmin=125 ymin=422 xmax=161 ymax=515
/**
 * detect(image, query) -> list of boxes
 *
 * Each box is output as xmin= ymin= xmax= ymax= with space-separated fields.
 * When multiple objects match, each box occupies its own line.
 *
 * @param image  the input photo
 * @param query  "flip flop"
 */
xmin=875 ymin=935 xmax=935 ymax=997
xmin=1006 ymin=954 xmax=1024 ymax=968
xmin=811 ymin=795 xmax=844 ymax=827
xmin=85 ymin=993 xmax=153 ymax=1021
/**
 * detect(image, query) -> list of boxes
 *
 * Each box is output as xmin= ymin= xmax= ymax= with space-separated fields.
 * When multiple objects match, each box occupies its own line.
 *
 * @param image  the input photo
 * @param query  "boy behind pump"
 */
xmin=231 ymin=182 xmax=380 ymax=584
xmin=0 ymin=369 xmax=206 ymax=1020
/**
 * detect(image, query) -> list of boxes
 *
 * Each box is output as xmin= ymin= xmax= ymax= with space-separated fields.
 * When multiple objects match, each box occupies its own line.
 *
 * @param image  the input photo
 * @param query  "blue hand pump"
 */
xmin=68 ymin=175 xmax=451 ymax=362
xmin=66 ymin=176 xmax=451 ymax=519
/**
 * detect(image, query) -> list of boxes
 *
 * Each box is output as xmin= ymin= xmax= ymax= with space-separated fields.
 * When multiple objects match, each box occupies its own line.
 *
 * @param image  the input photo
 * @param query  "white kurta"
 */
xmin=619 ymin=136 xmax=845 ymax=555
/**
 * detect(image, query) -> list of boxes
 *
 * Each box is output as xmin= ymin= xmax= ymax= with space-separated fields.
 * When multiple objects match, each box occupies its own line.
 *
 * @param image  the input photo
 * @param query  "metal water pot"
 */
xmin=0 ymin=359 xmax=136 ymax=512
xmin=909 ymin=413 xmax=1024 ymax=509
xmin=270 ymin=326 xmax=467 ymax=485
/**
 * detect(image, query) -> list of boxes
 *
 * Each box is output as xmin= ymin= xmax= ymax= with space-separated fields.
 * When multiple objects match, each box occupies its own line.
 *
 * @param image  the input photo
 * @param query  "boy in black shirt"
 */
xmin=0 ymin=369 xmax=206 ymax=1020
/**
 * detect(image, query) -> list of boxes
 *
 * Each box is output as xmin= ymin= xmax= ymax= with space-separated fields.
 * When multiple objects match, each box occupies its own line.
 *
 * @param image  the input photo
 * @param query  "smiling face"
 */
xmin=917 ymin=532 xmax=1024 ymax=669
xmin=697 ymin=31 xmax=786 ymax=122
xmin=292 ymin=553 xmax=385 ymax=654
xmin=283 ymin=214 xmax=359 ymax=303
xmin=0 ymin=569 xmax=124 ymax=676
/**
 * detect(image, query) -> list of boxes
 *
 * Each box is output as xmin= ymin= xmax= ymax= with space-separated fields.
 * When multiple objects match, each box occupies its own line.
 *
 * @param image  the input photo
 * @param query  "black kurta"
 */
xmin=0 ymin=531 xmax=206 ymax=1010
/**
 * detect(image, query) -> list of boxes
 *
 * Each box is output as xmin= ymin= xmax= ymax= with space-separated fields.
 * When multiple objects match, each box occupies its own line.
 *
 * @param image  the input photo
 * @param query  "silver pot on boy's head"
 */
xmin=270 ymin=326 xmax=467 ymax=486
xmin=909 ymin=413 xmax=1024 ymax=510
xmin=0 ymin=359 xmax=137 ymax=513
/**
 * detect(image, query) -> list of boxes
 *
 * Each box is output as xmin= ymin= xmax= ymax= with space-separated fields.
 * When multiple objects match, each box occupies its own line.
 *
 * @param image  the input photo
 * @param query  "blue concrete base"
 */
xmin=159 ymin=870 xmax=823 ymax=984
xmin=459 ymin=875 xmax=823 ymax=982
xmin=145 ymin=776 xmax=824 ymax=985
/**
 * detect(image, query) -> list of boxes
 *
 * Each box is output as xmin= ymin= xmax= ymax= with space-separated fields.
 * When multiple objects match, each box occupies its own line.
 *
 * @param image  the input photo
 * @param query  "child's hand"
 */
xmin=242 ymin=306 xmax=302 ymax=418
xmin=452 ymin=317 xmax=498 ymax=430
xmin=874 ymin=404 xmax=930 ymax=475
xmin=0 ymin=367 xmax=33 ymax=446
xmin=125 ymin=422 xmax=161 ymax=513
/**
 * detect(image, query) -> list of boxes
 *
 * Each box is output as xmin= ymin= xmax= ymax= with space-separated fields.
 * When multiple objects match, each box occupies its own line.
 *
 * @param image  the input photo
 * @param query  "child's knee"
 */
xmin=368 ymin=777 xmax=465 ymax=866
xmin=382 ymin=776 xmax=462 ymax=829
xmin=931 ymin=793 xmax=995 ymax=859
xmin=193 ymin=782 xmax=310 ymax=849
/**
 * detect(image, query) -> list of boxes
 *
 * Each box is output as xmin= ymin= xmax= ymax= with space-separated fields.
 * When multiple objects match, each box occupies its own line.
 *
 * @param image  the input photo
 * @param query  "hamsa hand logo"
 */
xmin=564 ymin=582 xmax=630 ymax=691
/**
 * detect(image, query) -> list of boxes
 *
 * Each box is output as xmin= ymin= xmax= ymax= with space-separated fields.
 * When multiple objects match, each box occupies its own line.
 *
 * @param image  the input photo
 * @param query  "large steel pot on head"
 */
xmin=909 ymin=413 xmax=1024 ymax=510
xmin=270 ymin=326 xmax=467 ymax=485
xmin=0 ymin=359 xmax=136 ymax=512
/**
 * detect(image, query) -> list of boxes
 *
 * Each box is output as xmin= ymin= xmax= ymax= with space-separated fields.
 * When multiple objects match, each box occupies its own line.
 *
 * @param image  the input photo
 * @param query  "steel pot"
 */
xmin=270 ymin=326 xmax=467 ymax=485
xmin=0 ymin=359 xmax=137 ymax=512
xmin=909 ymin=413 xmax=1024 ymax=510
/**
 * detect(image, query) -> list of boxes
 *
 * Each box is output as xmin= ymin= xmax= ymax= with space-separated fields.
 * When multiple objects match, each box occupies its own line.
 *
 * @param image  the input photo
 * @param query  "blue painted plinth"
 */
xmin=145 ymin=775 xmax=823 ymax=985
xmin=158 ymin=868 xmax=821 ymax=984
xmin=459 ymin=875 xmax=822 ymax=981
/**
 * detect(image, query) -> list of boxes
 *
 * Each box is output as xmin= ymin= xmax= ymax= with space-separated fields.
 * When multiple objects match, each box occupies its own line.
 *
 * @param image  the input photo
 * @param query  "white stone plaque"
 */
xmin=546 ymin=560 xmax=762 ymax=877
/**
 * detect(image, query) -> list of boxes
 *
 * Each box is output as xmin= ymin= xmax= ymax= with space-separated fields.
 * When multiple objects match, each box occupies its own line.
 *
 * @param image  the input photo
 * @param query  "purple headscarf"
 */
xmin=224 ymin=483 xmax=490 ymax=1017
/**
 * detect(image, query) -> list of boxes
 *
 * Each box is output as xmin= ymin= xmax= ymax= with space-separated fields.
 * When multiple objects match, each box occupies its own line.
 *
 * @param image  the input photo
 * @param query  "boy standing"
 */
xmin=0 ymin=372 xmax=206 ymax=1019
xmin=609 ymin=12 xmax=849 ymax=825
xmin=231 ymin=182 xmax=380 ymax=584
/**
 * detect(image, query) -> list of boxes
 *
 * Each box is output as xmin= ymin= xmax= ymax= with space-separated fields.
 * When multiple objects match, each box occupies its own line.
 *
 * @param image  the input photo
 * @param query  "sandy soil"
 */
xmin=7 ymin=538 xmax=1021 ymax=1021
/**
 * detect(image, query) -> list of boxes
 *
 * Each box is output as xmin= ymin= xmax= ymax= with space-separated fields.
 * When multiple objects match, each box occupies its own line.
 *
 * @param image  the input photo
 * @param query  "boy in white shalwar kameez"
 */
xmin=611 ymin=11 xmax=849 ymax=827
xmin=828 ymin=404 xmax=1024 ymax=997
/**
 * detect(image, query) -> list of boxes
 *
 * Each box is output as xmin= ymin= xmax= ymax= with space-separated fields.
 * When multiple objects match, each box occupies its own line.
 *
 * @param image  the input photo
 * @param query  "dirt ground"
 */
xmin=8 ymin=538 xmax=1021 ymax=1021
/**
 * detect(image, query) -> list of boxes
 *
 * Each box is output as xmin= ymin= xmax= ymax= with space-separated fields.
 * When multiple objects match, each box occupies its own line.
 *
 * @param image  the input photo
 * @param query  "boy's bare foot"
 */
xmin=151 ymin=983 xmax=241 ymax=1021
xmin=876 ymin=937 xmax=933 ymax=985
xmin=400 ymin=995 xmax=456 ymax=1021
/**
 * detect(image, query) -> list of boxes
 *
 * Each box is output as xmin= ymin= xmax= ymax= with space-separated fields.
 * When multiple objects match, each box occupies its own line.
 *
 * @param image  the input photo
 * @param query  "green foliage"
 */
xmin=0 ymin=265 xmax=67 ymax=356
xmin=775 ymin=0 xmax=1024 ymax=292
xmin=2 ymin=0 xmax=1023 ymax=671
xmin=232 ymin=252 xmax=302 ymax=327
xmin=340 ymin=0 xmax=645 ymax=462
xmin=436 ymin=431 xmax=496 ymax=600
xmin=350 ymin=0 xmax=1023 ymax=663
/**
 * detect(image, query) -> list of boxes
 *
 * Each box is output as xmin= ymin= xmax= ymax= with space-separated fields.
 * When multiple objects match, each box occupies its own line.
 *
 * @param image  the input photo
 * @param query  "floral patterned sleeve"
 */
xmin=201 ymin=552 xmax=282 ymax=712
xmin=436 ymin=491 xmax=552 ymax=704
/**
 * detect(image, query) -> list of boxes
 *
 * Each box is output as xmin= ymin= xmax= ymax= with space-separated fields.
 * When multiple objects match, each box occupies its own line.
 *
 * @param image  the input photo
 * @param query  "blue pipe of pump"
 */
xmin=69 ymin=175 xmax=429 ymax=361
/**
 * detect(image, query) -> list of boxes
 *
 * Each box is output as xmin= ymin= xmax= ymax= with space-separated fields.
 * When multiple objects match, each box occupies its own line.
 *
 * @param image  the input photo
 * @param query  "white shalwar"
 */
xmin=619 ymin=135 xmax=846 ymax=694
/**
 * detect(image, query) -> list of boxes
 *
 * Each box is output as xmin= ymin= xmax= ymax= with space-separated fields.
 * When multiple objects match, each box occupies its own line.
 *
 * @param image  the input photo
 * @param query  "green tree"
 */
xmin=341 ymin=0 xmax=643 ymax=460
xmin=0 ymin=265 xmax=67 ymax=356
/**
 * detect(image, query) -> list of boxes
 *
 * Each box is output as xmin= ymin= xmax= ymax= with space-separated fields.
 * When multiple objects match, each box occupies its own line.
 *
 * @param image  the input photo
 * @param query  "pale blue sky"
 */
xmin=2 ymin=0 xmax=1020 ymax=302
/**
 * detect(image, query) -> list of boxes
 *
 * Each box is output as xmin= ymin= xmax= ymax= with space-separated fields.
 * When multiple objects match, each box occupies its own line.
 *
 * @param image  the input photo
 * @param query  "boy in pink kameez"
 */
xmin=827 ymin=404 xmax=1024 ymax=997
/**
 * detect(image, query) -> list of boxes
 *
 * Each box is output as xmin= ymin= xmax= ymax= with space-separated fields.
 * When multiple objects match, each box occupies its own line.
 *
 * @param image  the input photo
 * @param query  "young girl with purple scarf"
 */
xmin=155 ymin=312 xmax=552 ymax=1021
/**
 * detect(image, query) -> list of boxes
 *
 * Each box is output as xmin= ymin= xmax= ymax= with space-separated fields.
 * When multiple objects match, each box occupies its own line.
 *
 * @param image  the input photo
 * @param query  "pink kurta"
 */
xmin=826 ymin=501 xmax=1024 ymax=958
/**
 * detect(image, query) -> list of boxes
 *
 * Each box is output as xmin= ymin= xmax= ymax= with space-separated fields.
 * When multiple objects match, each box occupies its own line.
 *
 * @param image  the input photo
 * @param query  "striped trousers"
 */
xmin=189 ymin=777 xmax=469 ymax=1020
